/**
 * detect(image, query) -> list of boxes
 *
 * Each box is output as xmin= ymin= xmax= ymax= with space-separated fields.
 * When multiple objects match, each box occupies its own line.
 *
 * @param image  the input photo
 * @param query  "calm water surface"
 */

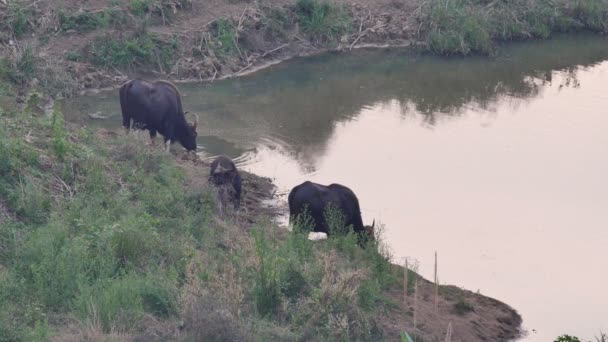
xmin=65 ymin=34 xmax=608 ymax=341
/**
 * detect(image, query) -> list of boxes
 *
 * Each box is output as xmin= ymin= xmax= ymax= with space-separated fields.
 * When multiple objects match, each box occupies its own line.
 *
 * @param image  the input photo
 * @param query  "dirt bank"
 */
xmin=3 ymin=0 xmax=607 ymax=99
xmin=165 ymin=148 xmax=523 ymax=342
xmin=1 ymin=0 xmax=422 ymax=97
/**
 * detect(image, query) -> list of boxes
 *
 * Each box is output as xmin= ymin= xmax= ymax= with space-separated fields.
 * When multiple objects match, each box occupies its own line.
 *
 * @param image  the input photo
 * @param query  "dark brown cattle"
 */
xmin=288 ymin=181 xmax=375 ymax=246
xmin=119 ymin=79 xmax=198 ymax=152
xmin=209 ymin=155 xmax=242 ymax=210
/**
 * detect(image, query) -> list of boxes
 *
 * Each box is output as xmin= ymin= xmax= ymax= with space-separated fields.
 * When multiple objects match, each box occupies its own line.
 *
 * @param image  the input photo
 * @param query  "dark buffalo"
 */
xmin=288 ymin=181 xmax=374 ymax=245
xmin=209 ymin=155 xmax=242 ymax=210
xmin=119 ymin=79 xmax=198 ymax=152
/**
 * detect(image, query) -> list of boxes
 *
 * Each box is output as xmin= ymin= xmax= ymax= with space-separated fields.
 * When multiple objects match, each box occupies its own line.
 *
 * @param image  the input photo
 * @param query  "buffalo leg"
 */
xmin=149 ymin=129 xmax=158 ymax=147
xmin=122 ymin=114 xmax=131 ymax=134
xmin=165 ymin=139 xmax=171 ymax=153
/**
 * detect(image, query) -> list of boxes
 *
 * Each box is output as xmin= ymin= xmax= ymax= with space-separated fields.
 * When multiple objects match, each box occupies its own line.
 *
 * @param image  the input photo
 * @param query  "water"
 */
xmin=64 ymin=34 xmax=608 ymax=341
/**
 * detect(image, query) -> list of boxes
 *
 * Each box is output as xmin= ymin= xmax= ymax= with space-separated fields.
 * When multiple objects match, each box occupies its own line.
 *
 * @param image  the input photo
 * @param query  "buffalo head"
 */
xmin=181 ymin=113 xmax=199 ymax=151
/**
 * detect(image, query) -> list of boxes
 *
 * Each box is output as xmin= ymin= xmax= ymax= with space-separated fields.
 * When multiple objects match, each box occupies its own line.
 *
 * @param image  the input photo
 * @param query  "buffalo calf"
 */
xmin=209 ymin=155 xmax=242 ymax=211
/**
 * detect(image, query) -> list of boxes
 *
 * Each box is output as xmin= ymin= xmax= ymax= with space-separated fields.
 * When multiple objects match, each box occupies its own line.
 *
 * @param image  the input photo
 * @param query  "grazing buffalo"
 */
xmin=119 ymin=79 xmax=198 ymax=152
xmin=209 ymin=155 xmax=242 ymax=210
xmin=288 ymin=181 xmax=375 ymax=246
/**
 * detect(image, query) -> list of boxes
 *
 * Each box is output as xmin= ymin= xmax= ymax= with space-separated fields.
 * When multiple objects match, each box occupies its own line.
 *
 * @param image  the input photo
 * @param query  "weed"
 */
xmin=88 ymin=33 xmax=178 ymax=71
xmin=58 ymin=8 xmax=122 ymax=32
xmin=0 ymin=47 xmax=39 ymax=86
xmin=252 ymin=226 xmax=282 ymax=317
xmin=213 ymin=18 xmax=238 ymax=54
xmin=51 ymin=104 xmax=69 ymax=160
xmin=418 ymin=0 xmax=608 ymax=55
xmin=130 ymin=0 xmax=151 ymax=18
xmin=296 ymin=0 xmax=351 ymax=42
xmin=555 ymin=335 xmax=582 ymax=342
xmin=453 ymin=298 xmax=474 ymax=315
xmin=4 ymin=5 xmax=31 ymax=38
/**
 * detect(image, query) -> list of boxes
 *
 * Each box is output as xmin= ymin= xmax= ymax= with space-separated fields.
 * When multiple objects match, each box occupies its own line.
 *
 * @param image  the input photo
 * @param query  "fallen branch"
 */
xmin=349 ymin=23 xmax=387 ymax=50
xmin=233 ymin=63 xmax=253 ymax=77
xmin=261 ymin=43 xmax=289 ymax=58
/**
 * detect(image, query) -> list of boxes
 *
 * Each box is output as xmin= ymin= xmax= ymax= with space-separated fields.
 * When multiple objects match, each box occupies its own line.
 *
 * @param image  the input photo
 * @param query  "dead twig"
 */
xmin=261 ymin=43 xmax=289 ymax=58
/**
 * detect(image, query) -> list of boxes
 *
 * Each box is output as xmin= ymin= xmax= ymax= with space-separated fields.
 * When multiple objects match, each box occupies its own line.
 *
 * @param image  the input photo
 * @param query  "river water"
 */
xmin=64 ymin=34 xmax=608 ymax=341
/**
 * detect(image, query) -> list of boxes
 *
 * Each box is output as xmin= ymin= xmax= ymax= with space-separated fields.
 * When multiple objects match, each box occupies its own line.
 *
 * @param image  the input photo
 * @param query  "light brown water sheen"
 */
xmin=64 ymin=34 xmax=608 ymax=341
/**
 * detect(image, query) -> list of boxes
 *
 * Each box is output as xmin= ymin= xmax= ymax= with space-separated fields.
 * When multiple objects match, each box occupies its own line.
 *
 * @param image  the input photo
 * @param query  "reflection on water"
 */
xmin=64 ymin=34 xmax=608 ymax=341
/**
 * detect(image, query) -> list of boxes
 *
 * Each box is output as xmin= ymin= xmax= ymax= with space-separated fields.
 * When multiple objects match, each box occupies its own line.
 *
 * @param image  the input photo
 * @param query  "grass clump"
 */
xmin=87 ymin=32 xmax=178 ymax=71
xmin=295 ymin=0 xmax=351 ymax=43
xmin=0 ymin=47 xmax=38 ymax=86
xmin=211 ymin=18 xmax=238 ymax=54
xmin=0 ymin=4 xmax=32 ymax=38
xmin=58 ymin=8 xmax=126 ymax=32
xmin=452 ymin=298 xmax=474 ymax=315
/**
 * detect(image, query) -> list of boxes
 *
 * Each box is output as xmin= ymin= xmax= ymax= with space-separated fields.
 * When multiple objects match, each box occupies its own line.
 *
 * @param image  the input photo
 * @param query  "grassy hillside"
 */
xmin=0 ymin=101 xmax=402 ymax=341
xmin=0 ymin=97 xmax=525 ymax=341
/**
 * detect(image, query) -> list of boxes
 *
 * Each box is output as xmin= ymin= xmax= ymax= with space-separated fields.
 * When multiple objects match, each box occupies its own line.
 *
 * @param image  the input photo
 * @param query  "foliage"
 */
xmin=295 ymin=0 xmax=351 ymax=42
xmin=418 ymin=0 xmax=608 ymax=55
xmin=555 ymin=336 xmax=582 ymax=342
xmin=0 ymin=47 xmax=38 ymax=86
xmin=453 ymin=298 xmax=474 ymax=315
xmin=88 ymin=32 xmax=178 ymax=70
xmin=58 ymin=8 xmax=126 ymax=32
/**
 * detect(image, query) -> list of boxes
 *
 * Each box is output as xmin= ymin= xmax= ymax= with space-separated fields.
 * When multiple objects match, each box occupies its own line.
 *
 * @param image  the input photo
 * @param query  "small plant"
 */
xmin=400 ymin=331 xmax=414 ymax=342
xmin=130 ymin=0 xmax=151 ymax=17
xmin=59 ymin=9 xmax=119 ymax=32
xmin=51 ymin=104 xmax=69 ymax=160
xmin=88 ymin=33 xmax=178 ymax=70
xmin=453 ymin=298 xmax=474 ymax=315
xmin=213 ymin=18 xmax=237 ymax=54
xmin=295 ymin=0 xmax=351 ymax=42
xmin=252 ymin=226 xmax=282 ymax=317
xmin=555 ymin=335 xmax=582 ymax=342
xmin=7 ymin=6 xmax=30 ymax=37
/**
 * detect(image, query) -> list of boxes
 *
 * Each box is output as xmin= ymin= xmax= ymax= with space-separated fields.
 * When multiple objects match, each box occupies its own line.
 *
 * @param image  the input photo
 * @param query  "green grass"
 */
xmin=418 ymin=0 xmax=608 ymax=55
xmin=0 ymin=103 xmax=401 ymax=340
xmin=87 ymin=32 xmax=178 ymax=70
xmin=295 ymin=0 xmax=352 ymax=43
xmin=58 ymin=8 xmax=126 ymax=32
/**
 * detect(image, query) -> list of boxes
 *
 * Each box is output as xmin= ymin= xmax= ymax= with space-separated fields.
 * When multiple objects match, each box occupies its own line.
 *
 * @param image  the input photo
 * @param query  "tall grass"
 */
xmin=418 ymin=0 xmax=608 ymax=55
xmin=295 ymin=0 xmax=351 ymax=43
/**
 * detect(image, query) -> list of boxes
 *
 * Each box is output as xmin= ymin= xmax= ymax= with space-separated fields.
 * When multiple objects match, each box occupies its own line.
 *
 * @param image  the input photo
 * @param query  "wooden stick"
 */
xmin=403 ymin=258 xmax=408 ymax=305
xmin=434 ymin=251 xmax=439 ymax=313
xmin=413 ymin=277 xmax=418 ymax=330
